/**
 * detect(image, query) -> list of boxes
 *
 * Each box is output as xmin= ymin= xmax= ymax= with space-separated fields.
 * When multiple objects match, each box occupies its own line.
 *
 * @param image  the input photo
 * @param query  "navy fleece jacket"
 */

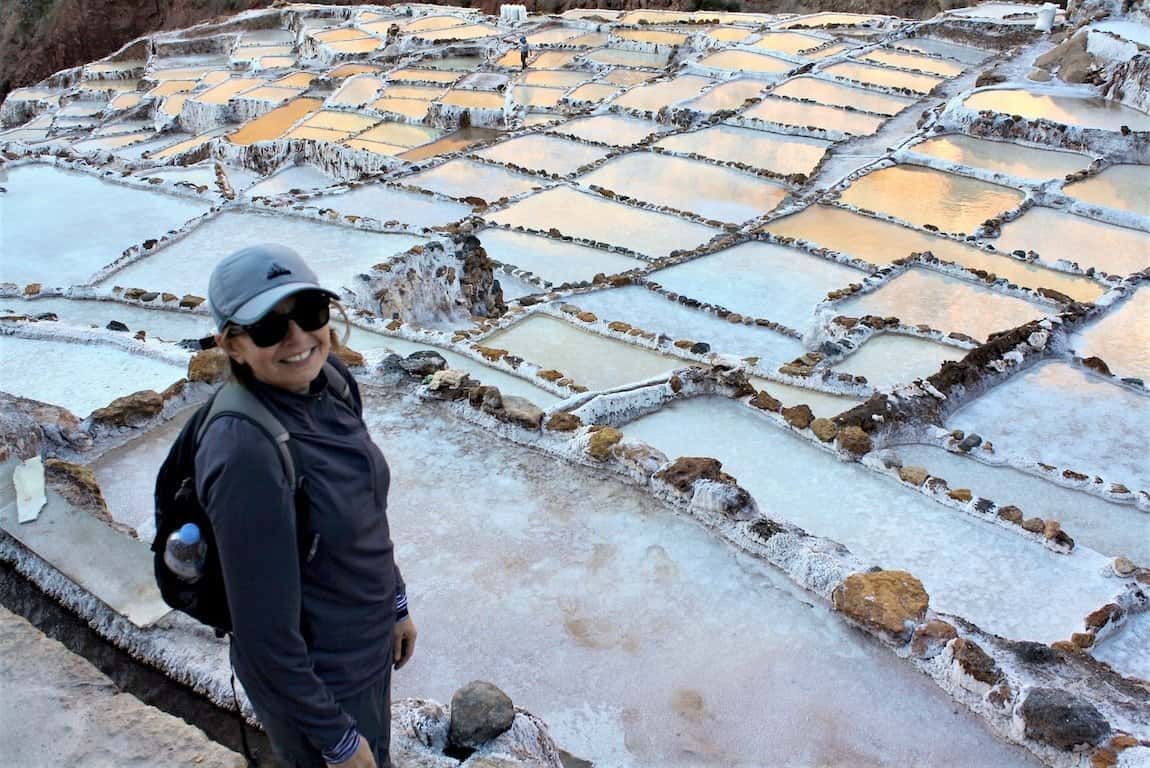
xmin=195 ymin=357 xmax=404 ymax=756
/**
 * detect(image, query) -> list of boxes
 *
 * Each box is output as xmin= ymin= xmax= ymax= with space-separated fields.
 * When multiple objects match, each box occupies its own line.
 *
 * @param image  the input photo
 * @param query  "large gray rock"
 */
xmin=449 ymin=681 xmax=516 ymax=749
xmin=1019 ymin=687 xmax=1111 ymax=750
xmin=401 ymin=350 xmax=448 ymax=376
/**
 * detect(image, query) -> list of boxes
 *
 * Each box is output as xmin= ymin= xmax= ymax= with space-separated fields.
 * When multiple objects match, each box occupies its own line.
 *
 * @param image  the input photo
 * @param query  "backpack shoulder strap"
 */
xmin=196 ymin=382 xmax=296 ymax=490
xmin=322 ymin=360 xmax=354 ymax=412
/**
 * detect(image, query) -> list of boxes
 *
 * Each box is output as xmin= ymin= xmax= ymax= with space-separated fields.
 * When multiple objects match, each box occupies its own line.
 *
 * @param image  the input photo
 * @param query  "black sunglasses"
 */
xmin=234 ymin=291 xmax=331 ymax=348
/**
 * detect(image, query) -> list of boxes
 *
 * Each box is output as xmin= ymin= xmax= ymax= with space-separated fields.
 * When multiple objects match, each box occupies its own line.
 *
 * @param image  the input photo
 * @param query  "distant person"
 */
xmin=202 ymin=244 xmax=416 ymax=768
xmin=519 ymin=35 xmax=530 ymax=69
xmin=386 ymin=22 xmax=400 ymax=45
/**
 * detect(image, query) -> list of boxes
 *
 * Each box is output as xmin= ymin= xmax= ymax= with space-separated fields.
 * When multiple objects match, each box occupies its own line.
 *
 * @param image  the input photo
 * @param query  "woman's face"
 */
xmin=218 ymin=293 xmax=331 ymax=394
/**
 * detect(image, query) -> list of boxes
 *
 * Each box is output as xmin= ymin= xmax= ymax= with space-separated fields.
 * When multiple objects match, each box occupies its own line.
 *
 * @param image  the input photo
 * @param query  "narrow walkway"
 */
xmin=0 ymin=606 xmax=243 ymax=767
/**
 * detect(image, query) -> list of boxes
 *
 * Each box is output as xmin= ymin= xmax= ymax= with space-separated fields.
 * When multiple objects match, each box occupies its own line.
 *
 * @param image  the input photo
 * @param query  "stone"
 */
xmin=23 ymin=282 xmax=42 ymax=296
xmin=1110 ymin=735 xmax=1139 ymax=750
xmin=178 ymin=294 xmax=204 ymax=309
xmin=160 ymin=379 xmax=187 ymax=402
xmin=475 ymin=345 xmax=507 ymax=362
xmin=448 ymin=681 xmax=515 ymax=749
xmin=106 ymin=320 xmax=130 ymax=332
xmin=1020 ymin=687 xmax=1111 ymax=750
xmin=831 ymin=570 xmax=929 ymax=643
xmin=1044 ymin=519 xmax=1062 ymax=540
xmin=911 ymin=619 xmax=957 ymax=659
xmin=948 ymin=488 xmax=973 ymax=502
xmin=899 ymin=466 xmax=930 ymax=486
xmin=837 ymin=426 xmax=872 ymax=456
xmin=749 ymin=391 xmax=782 ymax=412
xmin=654 ymin=457 xmax=728 ymax=492
xmin=587 ymin=427 xmax=623 ymax=460
xmin=673 ymin=339 xmax=694 ymax=350
xmin=89 ymin=390 xmax=164 ymax=427
xmin=607 ymin=321 xmax=632 ymax=333
xmin=951 ymin=638 xmax=1002 ymax=685
xmin=1085 ymin=604 xmax=1124 ymax=632
xmin=545 ymin=412 xmax=581 ymax=432
xmin=690 ymin=342 xmax=710 ymax=355
xmin=1113 ymin=557 xmax=1136 ymax=576
xmin=668 ymin=374 xmax=682 ymax=393
xmin=1022 ymin=517 xmax=1045 ymax=534
xmin=998 ymin=505 xmax=1024 ymax=525
xmin=1091 ymin=749 xmax=1118 ymax=768
xmin=478 ymin=386 xmax=503 ymax=412
xmin=1071 ymin=632 xmax=1094 ymax=649
xmin=957 ymin=433 xmax=982 ymax=451
xmin=426 ymin=369 xmax=474 ymax=399
xmin=781 ymin=404 xmax=814 ymax=430
xmin=499 ymin=395 xmax=543 ymax=430
xmin=399 ymin=351 xmax=447 ymax=376
xmin=575 ymin=311 xmax=597 ymax=323
xmin=537 ymin=369 xmax=563 ymax=382
xmin=810 ymin=417 xmax=837 ymax=442
xmin=1081 ymin=357 xmax=1112 ymax=376
xmin=332 ymin=344 xmax=365 ymax=368
xmin=188 ymin=348 xmax=229 ymax=383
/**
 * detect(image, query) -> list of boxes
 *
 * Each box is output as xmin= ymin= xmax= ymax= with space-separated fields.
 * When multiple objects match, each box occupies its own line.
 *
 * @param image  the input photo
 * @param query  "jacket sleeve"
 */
xmin=196 ymin=415 xmax=354 ymax=755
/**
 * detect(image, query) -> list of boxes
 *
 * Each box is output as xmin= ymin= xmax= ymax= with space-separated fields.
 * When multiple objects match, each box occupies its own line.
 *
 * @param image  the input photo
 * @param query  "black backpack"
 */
xmin=151 ymin=362 xmax=352 ymax=635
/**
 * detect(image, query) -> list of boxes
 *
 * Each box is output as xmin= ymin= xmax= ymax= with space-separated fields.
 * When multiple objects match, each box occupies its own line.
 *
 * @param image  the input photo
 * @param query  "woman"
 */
xmin=199 ymin=243 xmax=417 ymax=768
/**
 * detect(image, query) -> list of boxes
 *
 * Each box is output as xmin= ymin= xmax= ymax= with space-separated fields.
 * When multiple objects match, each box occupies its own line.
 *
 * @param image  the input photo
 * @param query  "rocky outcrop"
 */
xmin=831 ymin=570 xmax=929 ymax=643
xmin=88 ymin=390 xmax=164 ymax=428
xmin=188 ymin=349 xmax=230 ymax=384
xmin=449 ymin=681 xmax=516 ymax=750
xmin=0 ymin=393 xmax=90 ymax=457
xmin=1018 ymin=687 xmax=1112 ymax=751
xmin=586 ymin=427 xmax=623 ymax=461
xmin=653 ymin=457 xmax=731 ymax=492
xmin=369 ymin=238 xmax=505 ymax=327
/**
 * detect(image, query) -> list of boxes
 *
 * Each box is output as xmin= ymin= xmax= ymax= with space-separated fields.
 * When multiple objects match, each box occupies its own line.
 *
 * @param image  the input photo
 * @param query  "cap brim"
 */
xmin=227 ymin=282 xmax=339 ymax=327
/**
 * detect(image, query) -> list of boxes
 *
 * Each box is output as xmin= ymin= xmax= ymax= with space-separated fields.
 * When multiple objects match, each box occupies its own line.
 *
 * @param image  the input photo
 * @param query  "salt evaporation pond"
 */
xmin=580 ymin=153 xmax=788 ymax=224
xmin=908 ymin=134 xmax=1092 ymax=181
xmin=610 ymin=75 xmax=715 ymax=112
xmin=1092 ymin=611 xmax=1150 ymax=682
xmin=962 ymin=89 xmax=1150 ymax=132
xmin=0 ymin=165 xmax=209 ymax=287
xmin=822 ymin=61 xmax=944 ymax=93
xmin=473 ymin=134 xmax=611 ymax=176
xmin=764 ymin=204 xmax=1105 ymax=301
xmin=487 ymin=186 xmax=720 ymax=258
xmin=243 ymin=164 xmax=335 ymax=197
xmin=883 ymin=444 xmax=1150 ymax=565
xmin=98 ymin=211 xmax=425 ymax=296
xmin=771 ymin=76 xmax=915 ymax=115
xmin=477 ymin=229 xmax=644 ymax=285
xmin=858 ymin=48 xmax=965 ymax=78
xmin=892 ymin=36 xmax=989 ymax=64
xmin=0 ymin=298 xmax=211 ymax=342
xmin=563 ymin=286 xmax=806 ymax=367
xmin=345 ymin=393 xmax=1044 ymax=766
xmin=654 ymin=124 xmax=830 ymax=176
xmin=838 ymin=269 xmax=1049 ymax=341
xmin=833 ymin=334 xmax=964 ymax=390
xmin=548 ymin=113 xmax=668 ymax=146
xmin=0 ymin=336 xmax=183 ymax=417
xmin=1063 ymin=164 xmax=1150 ymax=218
xmin=1071 ymin=288 xmax=1150 ymax=382
xmin=839 ymin=165 xmax=1025 ymax=234
xmin=404 ymin=159 xmax=540 ymax=201
xmin=990 ymin=206 xmax=1150 ymax=276
xmin=622 ymin=396 xmax=1118 ymax=643
xmin=304 ymin=185 xmax=471 ymax=229
xmin=680 ymin=78 xmax=766 ymax=114
xmin=649 ymin=242 xmax=867 ymax=334
xmin=742 ymin=96 xmax=887 ymax=135
xmin=483 ymin=314 xmax=686 ymax=391
xmin=750 ymin=376 xmax=866 ymax=418
xmin=950 ymin=361 xmax=1150 ymax=493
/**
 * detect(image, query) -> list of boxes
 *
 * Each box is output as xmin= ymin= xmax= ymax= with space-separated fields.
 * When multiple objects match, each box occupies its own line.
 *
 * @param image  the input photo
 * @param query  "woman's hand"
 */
xmin=327 ymin=736 xmax=376 ymax=768
xmin=394 ymin=617 xmax=418 ymax=670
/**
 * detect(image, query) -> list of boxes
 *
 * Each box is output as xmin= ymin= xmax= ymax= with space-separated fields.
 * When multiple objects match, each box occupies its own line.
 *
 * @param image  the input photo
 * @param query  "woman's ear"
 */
xmin=216 ymin=332 xmax=247 ymax=365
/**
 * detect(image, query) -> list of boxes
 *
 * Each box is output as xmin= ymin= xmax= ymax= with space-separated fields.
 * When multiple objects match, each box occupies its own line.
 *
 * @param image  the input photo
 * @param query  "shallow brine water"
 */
xmin=649 ymin=242 xmax=866 ymax=334
xmin=1062 ymin=164 xmax=1150 ymax=218
xmin=473 ymin=134 xmax=611 ymax=176
xmin=769 ymin=76 xmax=916 ymax=115
xmin=884 ymin=444 xmax=1150 ymax=565
xmin=0 ymin=165 xmax=209 ymax=287
xmin=305 ymin=185 xmax=471 ymax=229
xmin=613 ymin=28 xmax=688 ymax=45
xmin=622 ymin=396 xmax=1117 ymax=644
xmin=1091 ymin=610 xmax=1150 ymax=682
xmin=0 ymin=336 xmax=184 ymax=417
xmin=510 ymin=85 xmax=565 ymax=109
xmin=585 ymin=48 xmax=672 ymax=68
xmin=742 ymin=96 xmax=887 ymax=135
xmin=838 ymin=268 xmax=1049 ymax=341
xmin=97 ymin=211 xmax=424 ymax=297
xmin=858 ymin=48 xmax=965 ymax=78
xmin=580 ymin=153 xmax=788 ymax=224
xmin=610 ymin=75 xmax=716 ymax=112
xmin=487 ymin=186 xmax=720 ymax=258
xmin=482 ymin=313 xmax=687 ymax=391
xmin=0 ymin=298 xmax=211 ymax=342
xmin=892 ymin=37 xmax=989 ymax=64
xmin=1071 ymin=288 xmax=1150 ymax=383
xmin=366 ymin=394 xmax=1043 ymax=767
xmin=520 ymin=70 xmax=591 ymax=89
xmin=839 ymin=165 xmax=1025 ymax=235
xmin=226 ymin=97 xmax=323 ymax=145
xmin=833 ymin=334 xmax=964 ymax=390
xmin=243 ymin=164 xmax=335 ymax=197
xmin=749 ymin=376 xmax=867 ymax=418
xmin=655 ymin=124 xmax=830 ymax=176
xmin=907 ymin=134 xmax=1092 ymax=181
xmin=548 ymin=114 xmax=668 ymax=146
xmin=763 ymin=205 xmax=1105 ymax=302
xmin=696 ymin=50 xmax=794 ymax=76
xmin=962 ymin=89 xmax=1150 ymax=132
xmin=404 ymin=159 xmax=540 ymax=202
xmin=680 ymin=78 xmax=766 ymax=114
xmin=563 ymin=286 xmax=806 ymax=368
xmin=949 ymin=361 xmax=1150 ymax=493
xmin=477 ymin=229 xmax=644 ymax=285
xmin=749 ymin=31 xmax=829 ymax=55
xmin=989 ymin=207 xmax=1150 ymax=276
xmin=822 ymin=61 xmax=944 ymax=93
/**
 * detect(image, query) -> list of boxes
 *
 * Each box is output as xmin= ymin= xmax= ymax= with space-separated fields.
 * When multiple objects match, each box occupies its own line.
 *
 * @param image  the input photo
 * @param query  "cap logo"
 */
xmin=266 ymin=262 xmax=292 ymax=280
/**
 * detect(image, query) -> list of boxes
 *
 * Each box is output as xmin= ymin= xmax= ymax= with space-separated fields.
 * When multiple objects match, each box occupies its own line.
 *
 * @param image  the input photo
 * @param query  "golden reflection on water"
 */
xmin=614 ymin=29 xmax=688 ymax=45
xmin=823 ymin=61 xmax=943 ymax=93
xmin=698 ymin=50 xmax=793 ymax=74
xmin=909 ymin=134 xmax=1089 ymax=180
xmin=749 ymin=31 xmax=826 ymax=55
xmin=1063 ymin=165 xmax=1150 ymax=218
xmin=840 ymin=165 xmax=1024 ymax=233
xmin=743 ymin=97 xmax=885 ymax=135
xmin=992 ymin=207 xmax=1150 ymax=275
xmin=771 ymin=76 xmax=913 ymax=115
xmin=397 ymin=127 xmax=502 ymax=161
xmin=227 ymin=97 xmax=323 ymax=145
xmin=963 ymin=90 xmax=1150 ymax=131
xmin=860 ymin=49 xmax=964 ymax=78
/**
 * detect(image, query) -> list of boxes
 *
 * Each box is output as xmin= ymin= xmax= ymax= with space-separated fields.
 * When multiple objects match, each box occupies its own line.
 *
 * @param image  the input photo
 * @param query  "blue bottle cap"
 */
xmin=178 ymin=523 xmax=201 ymax=545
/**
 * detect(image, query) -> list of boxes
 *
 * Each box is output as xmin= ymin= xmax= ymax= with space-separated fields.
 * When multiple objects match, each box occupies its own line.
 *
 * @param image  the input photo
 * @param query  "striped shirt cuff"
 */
xmin=322 ymin=726 xmax=360 ymax=764
xmin=395 ymin=591 xmax=409 ymax=621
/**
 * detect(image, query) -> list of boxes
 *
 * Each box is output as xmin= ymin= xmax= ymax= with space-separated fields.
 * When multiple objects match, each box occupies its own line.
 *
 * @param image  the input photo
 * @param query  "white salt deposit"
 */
xmin=304 ymin=185 xmax=471 ymax=229
xmin=649 ymin=242 xmax=867 ymax=334
xmin=833 ymin=334 xmax=964 ymax=390
xmin=404 ymin=159 xmax=541 ymax=201
xmin=950 ymin=361 xmax=1150 ymax=493
xmin=0 ymin=298 xmax=211 ymax=341
xmin=654 ymin=125 xmax=831 ymax=176
xmin=989 ymin=207 xmax=1150 ymax=277
xmin=243 ymin=164 xmax=336 ymax=197
xmin=97 ymin=211 xmax=425 ymax=297
xmin=477 ymin=229 xmax=644 ymax=285
xmin=0 ymin=335 xmax=183 ymax=417
xmin=472 ymin=134 xmax=611 ymax=177
xmin=1062 ymin=164 xmax=1150 ymax=218
xmin=1071 ymin=288 xmax=1150 ymax=383
xmin=1091 ymin=609 xmax=1150 ymax=682
xmin=547 ymin=114 xmax=669 ymax=146
xmin=0 ymin=165 xmax=209 ymax=287
xmin=623 ymin=396 xmax=1118 ymax=643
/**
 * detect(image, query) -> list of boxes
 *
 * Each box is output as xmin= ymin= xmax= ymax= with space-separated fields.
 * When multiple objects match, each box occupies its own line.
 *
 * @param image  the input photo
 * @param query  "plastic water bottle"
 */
xmin=164 ymin=523 xmax=207 ymax=583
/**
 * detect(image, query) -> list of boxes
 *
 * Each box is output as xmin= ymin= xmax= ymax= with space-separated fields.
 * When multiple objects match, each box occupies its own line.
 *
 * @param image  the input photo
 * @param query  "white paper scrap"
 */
xmin=14 ymin=456 xmax=47 ymax=524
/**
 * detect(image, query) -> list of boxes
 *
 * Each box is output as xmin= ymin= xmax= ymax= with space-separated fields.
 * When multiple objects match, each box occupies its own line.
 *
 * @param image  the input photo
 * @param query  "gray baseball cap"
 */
xmin=208 ymin=244 xmax=337 ymax=331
